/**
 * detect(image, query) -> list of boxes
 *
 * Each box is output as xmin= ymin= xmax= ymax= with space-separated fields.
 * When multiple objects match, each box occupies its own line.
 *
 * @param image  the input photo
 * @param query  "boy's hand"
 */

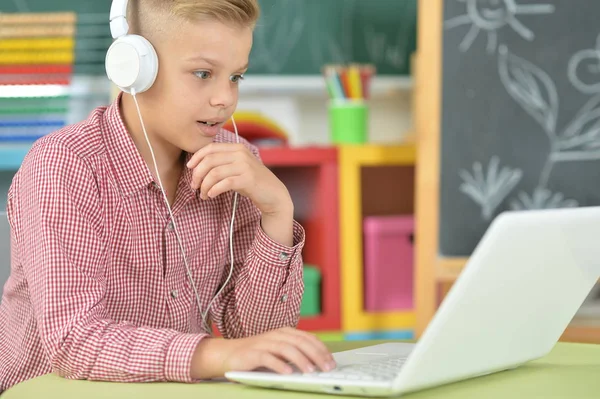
xmin=192 ymin=327 xmax=336 ymax=380
xmin=187 ymin=143 xmax=292 ymax=216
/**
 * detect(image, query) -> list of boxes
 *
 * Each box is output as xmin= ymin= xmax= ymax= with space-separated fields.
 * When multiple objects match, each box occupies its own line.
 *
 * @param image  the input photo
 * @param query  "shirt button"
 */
xmin=170 ymin=290 xmax=178 ymax=298
xmin=281 ymin=294 xmax=288 ymax=303
xmin=167 ymin=221 xmax=174 ymax=230
xmin=279 ymin=252 xmax=290 ymax=261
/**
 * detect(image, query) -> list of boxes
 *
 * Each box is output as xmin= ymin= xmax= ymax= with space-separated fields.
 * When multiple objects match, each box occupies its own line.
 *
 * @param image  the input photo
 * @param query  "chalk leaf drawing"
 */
xmin=444 ymin=0 xmax=554 ymax=53
xmin=251 ymin=1 xmax=304 ymax=73
xmin=459 ymin=156 xmax=523 ymax=220
xmin=568 ymin=33 xmax=600 ymax=95
xmin=498 ymin=44 xmax=558 ymax=137
xmin=510 ymin=188 xmax=578 ymax=210
xmin=556 ymin=94 xmax=600 ymax=157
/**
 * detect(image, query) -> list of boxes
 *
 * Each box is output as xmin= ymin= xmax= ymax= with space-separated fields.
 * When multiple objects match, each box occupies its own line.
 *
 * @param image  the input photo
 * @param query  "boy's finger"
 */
xmin=288 ymin=329 xmax=332 ymax=357
xmin=199 ymin=165 xmax=242 ymax=199
xmin=207 ymin=176 xmax=241 ymax=199
xmin=273 ymin=342 xmax=315 ymax=374
xmin=282 ymin=332 xmax=334 ymax=372
xmin=190 ymin=153 xmax=236 ymax=189
xmin=285 ymin=329 xmax=334 ymax=363
xmin=257 ymin=352 xmax=293 ymax=375
xmin=187 ymin=143 xmax=245 ymax=168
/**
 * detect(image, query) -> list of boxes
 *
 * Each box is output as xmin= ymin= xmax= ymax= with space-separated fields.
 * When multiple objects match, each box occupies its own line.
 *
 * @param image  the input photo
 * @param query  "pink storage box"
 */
xmin=363 ymin=215 xmax=414 ymax=311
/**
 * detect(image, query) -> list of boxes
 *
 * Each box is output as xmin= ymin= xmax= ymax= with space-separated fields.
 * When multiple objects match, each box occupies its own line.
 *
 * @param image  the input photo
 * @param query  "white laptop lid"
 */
xmin=0 ymin=212 xmax=10 ymax=294
xmin=394 ymin=206 xmax=600 ymax=394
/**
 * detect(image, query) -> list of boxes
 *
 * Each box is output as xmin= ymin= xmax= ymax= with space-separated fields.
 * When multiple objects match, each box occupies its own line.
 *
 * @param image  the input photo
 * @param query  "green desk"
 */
xmin=4 ymin=341 xmax=600 ymax=398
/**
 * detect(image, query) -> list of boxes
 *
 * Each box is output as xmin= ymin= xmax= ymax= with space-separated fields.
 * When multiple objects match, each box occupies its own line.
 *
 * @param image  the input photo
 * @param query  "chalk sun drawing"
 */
xmin=568 ymin=33 xmax=600 ymax=95
xmin=444 ymin=0 xmax=554 ymax=53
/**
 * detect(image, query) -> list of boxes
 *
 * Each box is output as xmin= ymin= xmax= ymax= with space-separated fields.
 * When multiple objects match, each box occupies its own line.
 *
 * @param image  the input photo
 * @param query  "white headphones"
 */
xmin=106 ymin=0 xmax=159 ymax=94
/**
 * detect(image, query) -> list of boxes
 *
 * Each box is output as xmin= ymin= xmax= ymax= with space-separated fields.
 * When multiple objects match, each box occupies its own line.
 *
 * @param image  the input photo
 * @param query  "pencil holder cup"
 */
xmin=328 ymin=100 xmax=368 ymax=144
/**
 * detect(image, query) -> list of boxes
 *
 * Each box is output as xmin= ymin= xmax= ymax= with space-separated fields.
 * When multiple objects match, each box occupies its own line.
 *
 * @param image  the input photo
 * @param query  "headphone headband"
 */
xmin=110 ymin=0 xmax=130 ymax=39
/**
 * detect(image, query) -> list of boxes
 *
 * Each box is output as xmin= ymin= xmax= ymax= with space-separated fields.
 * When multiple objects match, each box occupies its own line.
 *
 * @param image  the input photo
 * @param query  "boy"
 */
xmin=0 ymin=0 xmax=334 ymax=392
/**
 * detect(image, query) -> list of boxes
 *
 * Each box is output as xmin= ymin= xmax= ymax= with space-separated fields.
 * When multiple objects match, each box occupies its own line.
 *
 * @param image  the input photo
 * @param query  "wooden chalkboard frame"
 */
xmin=414 ymin=0 xmax=600 ymax=342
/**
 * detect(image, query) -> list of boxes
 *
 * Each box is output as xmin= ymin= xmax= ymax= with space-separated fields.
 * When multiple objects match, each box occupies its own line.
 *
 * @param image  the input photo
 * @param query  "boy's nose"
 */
xmin=209 ymin=81 xmax=236 ymax=109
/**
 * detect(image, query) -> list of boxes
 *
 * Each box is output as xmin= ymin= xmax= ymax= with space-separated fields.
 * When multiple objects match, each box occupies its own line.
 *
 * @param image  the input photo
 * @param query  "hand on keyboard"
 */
xmin=192 ymin=327 xmax=336 ymax=379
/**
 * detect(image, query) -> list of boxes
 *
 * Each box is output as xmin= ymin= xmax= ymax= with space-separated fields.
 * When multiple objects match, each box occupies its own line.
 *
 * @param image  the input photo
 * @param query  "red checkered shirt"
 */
xmin=0 ymin=96 xmax=305 ymax=391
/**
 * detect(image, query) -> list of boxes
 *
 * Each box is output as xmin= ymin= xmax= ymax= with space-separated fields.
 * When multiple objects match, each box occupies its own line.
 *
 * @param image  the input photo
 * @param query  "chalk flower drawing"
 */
xmin=444 ymin=0 xmax=554 ymax=54
xmin=568 ymin=33 xmax=600 ymax=94
xmin=460 ymin=41 xmax=600 ymax=218
xmin=460 ymin=44 xmax=600 ymax=215
xmin=510 ymin=188 xmax=578 ymax=211
xmin=459 ymin=156 xmax=523 ymax=220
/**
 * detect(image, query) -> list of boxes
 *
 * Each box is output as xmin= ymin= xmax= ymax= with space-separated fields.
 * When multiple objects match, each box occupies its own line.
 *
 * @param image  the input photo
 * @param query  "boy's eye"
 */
xmin=230 ymin=74 xmax=244 ymax=83
xmin=194 ymin=71 xmax=211 ymax=79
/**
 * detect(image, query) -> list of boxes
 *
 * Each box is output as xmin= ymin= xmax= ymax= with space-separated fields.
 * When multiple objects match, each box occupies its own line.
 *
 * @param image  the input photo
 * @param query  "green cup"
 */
xmin=328 ymin=100 xmax=368 ymax=144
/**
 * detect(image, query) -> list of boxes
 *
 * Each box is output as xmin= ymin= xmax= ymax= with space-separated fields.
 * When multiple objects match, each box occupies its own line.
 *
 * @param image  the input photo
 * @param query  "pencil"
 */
xmin=348 ymin=64 xmax=362 ymax=99
xmin=322 ymin=66 xmax=336 ymax=99
xmin=360 ymin=64 xmax=376 ymax=100
xmin=338 ymin=66 xmax=352 ymax=99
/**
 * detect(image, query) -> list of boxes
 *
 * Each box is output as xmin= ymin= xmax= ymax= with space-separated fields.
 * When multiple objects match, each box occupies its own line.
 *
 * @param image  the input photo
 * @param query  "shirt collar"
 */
xmin=102 ymin=93 xmax=198 ymax=200
xmin=102 ymin=92 xmax=155 ymax=197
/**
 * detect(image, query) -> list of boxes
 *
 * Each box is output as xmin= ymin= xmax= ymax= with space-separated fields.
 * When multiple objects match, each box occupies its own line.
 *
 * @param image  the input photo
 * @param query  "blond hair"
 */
xmin=128 ymin=0 xmax=260 ymax=40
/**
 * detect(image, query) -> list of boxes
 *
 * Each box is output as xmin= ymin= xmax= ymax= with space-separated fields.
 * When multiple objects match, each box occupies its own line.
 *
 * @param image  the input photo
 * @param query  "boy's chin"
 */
xmin=182 ymin=137 xmax=215 ymax=154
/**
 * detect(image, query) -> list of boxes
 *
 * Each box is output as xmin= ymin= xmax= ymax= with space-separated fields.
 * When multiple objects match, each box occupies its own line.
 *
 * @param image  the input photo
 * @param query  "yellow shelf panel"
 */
xmin=343 ymin=310 xmax=416 ymax=332
xmin=338 ymin=143 xmax=416 ymax=166
xmin=339 ymin=144 xmax=417 ymax=332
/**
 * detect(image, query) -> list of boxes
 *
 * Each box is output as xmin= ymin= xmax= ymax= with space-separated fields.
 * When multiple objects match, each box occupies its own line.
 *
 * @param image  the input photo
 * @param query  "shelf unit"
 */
xmin=339 ymin=144 xmax=416 ymax=337
xmin=239 ymin=75 xmax=412 ymax=97
xmin=260 ymin=146 xmax=341 ymax=333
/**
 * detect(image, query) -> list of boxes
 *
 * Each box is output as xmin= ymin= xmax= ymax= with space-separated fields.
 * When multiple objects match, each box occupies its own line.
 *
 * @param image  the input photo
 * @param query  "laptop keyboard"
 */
xmin=306 ymin=355 xmax=408 ymax=381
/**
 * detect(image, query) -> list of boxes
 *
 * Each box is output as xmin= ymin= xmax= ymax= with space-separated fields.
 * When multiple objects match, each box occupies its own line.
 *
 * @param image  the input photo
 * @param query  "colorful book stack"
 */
xmin=0 ymin=12 xmax=76 ymax=142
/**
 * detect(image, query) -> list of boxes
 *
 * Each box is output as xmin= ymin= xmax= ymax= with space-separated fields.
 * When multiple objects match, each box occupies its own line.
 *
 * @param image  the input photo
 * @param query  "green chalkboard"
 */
xmin=0 ymin=0 xmax=417 ymax=75
xmin=250 ymin=0 xmax=417 ymax=75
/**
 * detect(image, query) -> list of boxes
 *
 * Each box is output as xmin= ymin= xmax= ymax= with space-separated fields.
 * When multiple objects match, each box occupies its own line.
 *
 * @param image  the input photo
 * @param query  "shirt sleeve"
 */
xmin=210 ymin=148 xmax=306 ymax=338
xmin=12 ymin=142 xmax=206 ymax=383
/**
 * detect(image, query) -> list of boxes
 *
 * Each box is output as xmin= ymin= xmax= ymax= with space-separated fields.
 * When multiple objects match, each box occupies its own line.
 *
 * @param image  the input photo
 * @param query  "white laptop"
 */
xmin=226 ymin=206 xmax=600 ymax=397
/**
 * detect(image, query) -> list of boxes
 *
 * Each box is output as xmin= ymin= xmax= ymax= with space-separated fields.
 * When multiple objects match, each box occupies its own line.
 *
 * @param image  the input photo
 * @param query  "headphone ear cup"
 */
xmin=105 ymin=34 xmax=158 ymax=94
